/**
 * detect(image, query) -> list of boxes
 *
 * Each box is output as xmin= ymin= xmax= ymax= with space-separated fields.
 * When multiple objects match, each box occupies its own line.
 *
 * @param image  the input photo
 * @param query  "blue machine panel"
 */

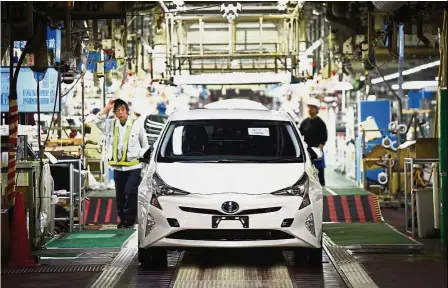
xmin=356 ymin=99 xmax=391 ymax=183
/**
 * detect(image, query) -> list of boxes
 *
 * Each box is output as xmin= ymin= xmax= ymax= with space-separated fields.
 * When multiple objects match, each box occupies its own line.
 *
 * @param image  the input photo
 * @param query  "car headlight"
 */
xmin=152 ymin=173 xmax=190 ymax=196
xmin=271 ymin=173 xmax=309 ymax=197
xmin=145 ymin=213 xmax=156 ymax=237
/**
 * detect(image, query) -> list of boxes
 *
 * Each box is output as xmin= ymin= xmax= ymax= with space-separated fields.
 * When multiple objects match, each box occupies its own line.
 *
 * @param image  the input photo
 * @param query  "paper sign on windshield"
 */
xmin=248 ymin=127 xmax=270 ymax=136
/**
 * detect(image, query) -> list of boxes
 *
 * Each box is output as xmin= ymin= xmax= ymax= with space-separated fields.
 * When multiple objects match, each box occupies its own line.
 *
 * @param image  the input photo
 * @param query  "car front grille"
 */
xmin=166 ymin=229 xmax=295 ymax=241
xmin=179 ymin=206 xmax=281 ymax=215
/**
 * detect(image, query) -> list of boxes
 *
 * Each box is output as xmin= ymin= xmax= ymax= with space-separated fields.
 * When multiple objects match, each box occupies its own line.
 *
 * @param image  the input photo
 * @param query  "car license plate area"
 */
xmin=212 ymin=215 xmax=249 ymax=228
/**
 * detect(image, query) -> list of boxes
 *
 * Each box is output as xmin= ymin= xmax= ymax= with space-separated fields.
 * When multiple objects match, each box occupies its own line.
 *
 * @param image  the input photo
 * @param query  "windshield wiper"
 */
xmin=265 ymin=157 xmax=303 ymax=163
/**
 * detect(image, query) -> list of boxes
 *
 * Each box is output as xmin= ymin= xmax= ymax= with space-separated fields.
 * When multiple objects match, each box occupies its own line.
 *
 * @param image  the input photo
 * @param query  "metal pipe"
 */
xmin=199 ymin=18 xmax=203 ymax=55
xmin=58 ymin=66 xmax=62 ymax=139
xmin=69 ymin=163 xmax=74 ymax=232
xmin=65 ymin=7 xmax=71 ymax=51
xmin=283 ymin=19 xmax=287 ymax=53
xmin=77 ymin=159 xmax=82 ymax=231
xmin=320 ymin=15 xmax=325 ymax=74
xmin=158 ymin=0 xmax=169 ymax=13
xmin=165 ymin=15 xmax=170 ymax=76
xmin=433 ymin=163 xmax=440 ymax=229
xmin=228 ymin=20 xmax=233 ymax=55
xmin=81 ymin=75 xmax=85 ymax=169
xmin=231 ymin=20 xmax=236 ymax=55
xmin=439 ymin=7 xmax=448 ymax=251
xmin=259 ymin=17 xmax=263 ymax=54
xmin=170 ymin=15 xmax=174 ymax=67
xmin=398 ymin=23 xmax=405 ymax=113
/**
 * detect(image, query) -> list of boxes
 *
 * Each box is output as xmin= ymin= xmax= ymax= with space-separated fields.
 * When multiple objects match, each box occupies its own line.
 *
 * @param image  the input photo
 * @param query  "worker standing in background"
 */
xmin=95 ymin=99 xmax=149 ymax=228
xmin=299 ymin=98 xmax=328 ymax=186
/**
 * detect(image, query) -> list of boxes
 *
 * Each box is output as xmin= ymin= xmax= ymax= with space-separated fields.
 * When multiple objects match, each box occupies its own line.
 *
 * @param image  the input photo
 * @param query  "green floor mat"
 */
xmin=323 ymin=223 xmax=416 ymax=246
xmin=46 ymin=229 xmax=135 ymax=249
xmin=325 ymin=187 xmax=370 ymax=196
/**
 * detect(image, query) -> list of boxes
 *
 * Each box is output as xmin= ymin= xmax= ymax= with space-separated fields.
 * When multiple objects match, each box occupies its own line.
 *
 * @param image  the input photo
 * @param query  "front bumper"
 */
xmin=139 ymin=193 xmax=322 ymax=249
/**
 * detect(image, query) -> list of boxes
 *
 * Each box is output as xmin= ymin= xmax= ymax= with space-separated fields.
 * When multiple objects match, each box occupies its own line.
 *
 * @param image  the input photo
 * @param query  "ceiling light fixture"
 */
xmin=172 ymin=0 xmax=186 ymax=12
xmin=221 ymin=2 xmax=242 ymax=20
xmin=277 ymin=1 xmax=287 ymax=11
xmin=391 ymin=81 xmax=438 ymax=90
xmin=371 ymin=60 xmax=440 ymax=84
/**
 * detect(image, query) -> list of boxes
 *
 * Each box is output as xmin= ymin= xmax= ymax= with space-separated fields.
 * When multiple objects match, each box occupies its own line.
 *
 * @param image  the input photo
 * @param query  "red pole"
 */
xmin=6 ymin=3 xmax=31 ymax=200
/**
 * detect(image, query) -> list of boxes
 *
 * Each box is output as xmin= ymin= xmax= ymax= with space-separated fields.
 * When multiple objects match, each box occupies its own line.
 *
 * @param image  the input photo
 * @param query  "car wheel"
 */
xmin=139 ymin=247 xmax=168 ymax=269
xmin=293 ymin=247 xmax=322 ymax=267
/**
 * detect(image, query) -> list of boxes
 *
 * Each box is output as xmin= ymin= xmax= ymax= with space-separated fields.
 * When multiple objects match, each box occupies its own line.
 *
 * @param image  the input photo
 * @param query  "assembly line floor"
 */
xmin=2 ymin=169 xmax=447 ymax=288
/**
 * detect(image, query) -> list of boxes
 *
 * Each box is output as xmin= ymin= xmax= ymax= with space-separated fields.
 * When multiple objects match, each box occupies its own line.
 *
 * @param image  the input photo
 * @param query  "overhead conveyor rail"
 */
xmin=163 ymin=3 xmax=305 ymax=77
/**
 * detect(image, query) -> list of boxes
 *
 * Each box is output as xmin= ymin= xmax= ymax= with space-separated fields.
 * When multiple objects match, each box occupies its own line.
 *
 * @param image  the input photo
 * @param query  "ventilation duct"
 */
xmin=325 ymin=2 xmax=358 ymax=37
xmin=371 ymin=1 xmax=405 ymax=12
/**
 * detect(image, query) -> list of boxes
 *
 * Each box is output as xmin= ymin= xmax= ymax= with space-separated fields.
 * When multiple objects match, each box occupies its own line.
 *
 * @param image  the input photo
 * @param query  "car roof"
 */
xmin=168 ymin=108 xmax=292 ymax=122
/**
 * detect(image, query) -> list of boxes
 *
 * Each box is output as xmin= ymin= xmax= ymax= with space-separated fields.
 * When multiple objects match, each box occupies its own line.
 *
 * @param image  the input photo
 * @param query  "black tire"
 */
xmin=139 ymin=247 xmax=168 ymax=269
xmin=293 ymin=247 xmax=322 ymax=267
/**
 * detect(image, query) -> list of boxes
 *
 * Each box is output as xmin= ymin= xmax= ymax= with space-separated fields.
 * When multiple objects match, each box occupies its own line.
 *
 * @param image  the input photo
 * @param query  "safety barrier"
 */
xmin=84 ymin=197 xmax=119 ymax=225
xmin=323 ymin=195 xmax=382 ymax=223
xmin=85 ymin=195 xmax=382 ymax=225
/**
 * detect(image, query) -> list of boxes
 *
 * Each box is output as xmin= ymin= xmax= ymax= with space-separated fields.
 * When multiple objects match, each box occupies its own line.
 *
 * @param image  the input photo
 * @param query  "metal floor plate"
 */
xmin=113 ymin=251 xmax=183 ymax=288
xmin=175 ymin=250 xmax=293 ymax=288
xmin=284 ymin=251 xmax=347 ymax=288
xmin=2 ymin=264 xmax=105 ymax=274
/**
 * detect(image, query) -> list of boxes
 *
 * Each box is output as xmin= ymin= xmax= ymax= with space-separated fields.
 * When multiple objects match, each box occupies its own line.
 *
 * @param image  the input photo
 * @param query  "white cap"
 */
xmin=307 ymin=98 xmax=321 ymax=109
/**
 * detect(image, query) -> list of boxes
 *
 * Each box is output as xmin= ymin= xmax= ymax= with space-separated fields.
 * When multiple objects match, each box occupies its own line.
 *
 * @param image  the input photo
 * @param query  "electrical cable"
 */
xmin=367 ymin=56 xmax=404 ymax=124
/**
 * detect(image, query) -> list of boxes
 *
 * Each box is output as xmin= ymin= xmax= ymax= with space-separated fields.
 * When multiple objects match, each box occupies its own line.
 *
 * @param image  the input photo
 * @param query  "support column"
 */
xmin=438 ymin=8 xmax=448 ymax=257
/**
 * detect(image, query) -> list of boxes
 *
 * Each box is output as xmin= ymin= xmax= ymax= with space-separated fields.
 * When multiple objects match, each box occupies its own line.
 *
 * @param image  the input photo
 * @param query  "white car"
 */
xmin=137 ymin=102 xmax=324 ymax=268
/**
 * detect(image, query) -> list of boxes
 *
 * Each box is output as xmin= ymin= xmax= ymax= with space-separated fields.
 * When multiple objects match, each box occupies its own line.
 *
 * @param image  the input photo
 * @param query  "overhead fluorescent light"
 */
xmin=371 ymin=60 xmax=440 ymax=84
xmin=300 ymin=39 xmax=323 ymax=57
xmin=391 ymin=81 xmax=438 ymax=90
xmin=173 ymin=72 xmax=291 ymax=85
xmin=332 ymin=81 xmax=354 ymax=91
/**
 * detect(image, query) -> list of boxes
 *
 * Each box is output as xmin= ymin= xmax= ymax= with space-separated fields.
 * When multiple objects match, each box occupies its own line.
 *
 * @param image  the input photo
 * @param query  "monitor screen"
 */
xmin=1 ymin=67 xmax=60 ymax=113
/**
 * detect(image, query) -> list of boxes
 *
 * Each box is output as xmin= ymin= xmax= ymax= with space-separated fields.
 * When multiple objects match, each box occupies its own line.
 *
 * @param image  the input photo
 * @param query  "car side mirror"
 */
xmin=141 ymin=146 xmax=153 ymax=163
xmin=308 ymin=147 xmax=323 ymax=162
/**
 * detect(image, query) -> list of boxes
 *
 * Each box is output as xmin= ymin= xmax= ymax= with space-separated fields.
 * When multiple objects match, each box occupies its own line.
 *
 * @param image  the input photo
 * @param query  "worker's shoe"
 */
xmin=117 ymin=222 xmax=126 ymax=229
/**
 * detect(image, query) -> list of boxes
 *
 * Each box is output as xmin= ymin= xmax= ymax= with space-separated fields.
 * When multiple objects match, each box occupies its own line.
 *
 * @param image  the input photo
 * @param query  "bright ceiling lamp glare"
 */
xmin=221 ymin=2 xmax=242 ymax=20
xmin=391 ymin=81 xmax=438 ymax=90
xmin=371 ymin=60 xmax=440 ymax=84
xmin=172 ymin=0 xmax=186 ymax=12
xmin=277 ymin=0 xmax=288 ymax=11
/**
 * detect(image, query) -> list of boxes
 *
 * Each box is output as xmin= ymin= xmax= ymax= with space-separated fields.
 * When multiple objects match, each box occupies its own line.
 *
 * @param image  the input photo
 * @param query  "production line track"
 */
xmin=113 ymin=249 xmax=347 ymax=288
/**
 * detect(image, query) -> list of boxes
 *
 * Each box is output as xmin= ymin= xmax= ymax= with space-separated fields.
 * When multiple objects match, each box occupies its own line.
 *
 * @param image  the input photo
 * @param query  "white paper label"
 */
xmin=248 ymin=128 xmax=270 ymax=136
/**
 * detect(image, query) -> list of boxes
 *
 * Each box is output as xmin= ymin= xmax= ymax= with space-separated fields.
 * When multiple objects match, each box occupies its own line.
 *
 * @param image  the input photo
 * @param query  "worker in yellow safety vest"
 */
xmin=95 ymin=98 xmax=149 ymax=228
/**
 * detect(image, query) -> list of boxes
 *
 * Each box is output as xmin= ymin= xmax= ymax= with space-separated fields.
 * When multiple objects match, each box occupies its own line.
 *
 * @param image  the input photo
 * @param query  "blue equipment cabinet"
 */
xmin=355 ymin=99 xmax=393 ymax=184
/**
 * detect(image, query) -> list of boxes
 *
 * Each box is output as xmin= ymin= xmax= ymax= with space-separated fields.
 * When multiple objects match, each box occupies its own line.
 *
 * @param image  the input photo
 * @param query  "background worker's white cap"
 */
xmin=307 ymin=98 xmax=321 ymax=109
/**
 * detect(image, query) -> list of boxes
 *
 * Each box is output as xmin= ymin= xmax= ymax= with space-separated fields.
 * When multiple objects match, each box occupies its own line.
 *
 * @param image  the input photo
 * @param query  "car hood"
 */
xmin=155 ymin=162 xmax=305 ymax=195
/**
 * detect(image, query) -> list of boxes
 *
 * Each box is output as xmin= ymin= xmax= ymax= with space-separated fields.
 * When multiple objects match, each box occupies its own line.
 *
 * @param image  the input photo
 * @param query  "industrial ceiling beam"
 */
xmin=174 ymin=53 xmax=296 ymax=59
xmin=172 ymin=14 xmax=297 ymax=22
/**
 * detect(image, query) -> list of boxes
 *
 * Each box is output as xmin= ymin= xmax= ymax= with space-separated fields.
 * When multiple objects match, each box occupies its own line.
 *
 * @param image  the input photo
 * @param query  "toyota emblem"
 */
xmin=221 ymin=201 xmax=239 ymax=214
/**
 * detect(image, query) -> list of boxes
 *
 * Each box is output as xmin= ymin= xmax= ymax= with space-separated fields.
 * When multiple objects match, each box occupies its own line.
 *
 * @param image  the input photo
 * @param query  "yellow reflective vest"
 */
xmin=108 ymin=119 xmax=140 ymax=166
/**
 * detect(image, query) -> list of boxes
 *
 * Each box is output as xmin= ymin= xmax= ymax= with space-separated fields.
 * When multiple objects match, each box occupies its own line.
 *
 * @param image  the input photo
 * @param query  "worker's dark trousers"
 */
xmin=316 ymin=167 xmax=325 ymax=187
xmin=114 ymin=169 xmax=142 ymax=225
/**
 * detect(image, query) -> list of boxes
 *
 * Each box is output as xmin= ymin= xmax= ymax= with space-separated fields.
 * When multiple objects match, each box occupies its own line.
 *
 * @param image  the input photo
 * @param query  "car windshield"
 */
xmin=157 ymin=119 xmax=303 ymax=163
